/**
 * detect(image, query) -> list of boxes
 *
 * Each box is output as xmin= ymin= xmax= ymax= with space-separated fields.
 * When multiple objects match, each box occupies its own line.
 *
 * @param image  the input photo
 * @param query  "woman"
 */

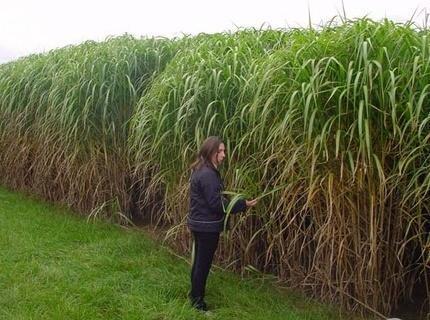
xmin=187 ymin=136 xmax=258 ymax=311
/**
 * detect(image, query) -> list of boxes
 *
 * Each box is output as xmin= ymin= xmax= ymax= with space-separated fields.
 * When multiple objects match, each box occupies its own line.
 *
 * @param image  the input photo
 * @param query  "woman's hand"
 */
xmin=245 ymin=198 xmax=258 ymax=207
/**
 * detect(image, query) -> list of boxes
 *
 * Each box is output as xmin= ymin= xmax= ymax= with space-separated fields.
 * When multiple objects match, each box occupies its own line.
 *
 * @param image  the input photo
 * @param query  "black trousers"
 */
xmin=190 ymin=231 xmax=220 ymax=299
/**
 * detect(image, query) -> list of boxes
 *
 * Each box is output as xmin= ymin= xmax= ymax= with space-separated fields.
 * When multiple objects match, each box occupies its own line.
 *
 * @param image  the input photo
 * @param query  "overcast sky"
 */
xmin=1 ymin=0 xmax=429 ymax=63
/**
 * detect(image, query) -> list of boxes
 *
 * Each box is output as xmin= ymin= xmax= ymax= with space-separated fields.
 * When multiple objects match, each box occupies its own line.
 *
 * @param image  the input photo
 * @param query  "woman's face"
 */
xmin=211 ymin=143 xmax=225 ymax=167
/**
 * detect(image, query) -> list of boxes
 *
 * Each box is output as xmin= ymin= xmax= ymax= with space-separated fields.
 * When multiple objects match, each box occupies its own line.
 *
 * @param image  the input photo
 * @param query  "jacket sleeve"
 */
xmin=200 ymin=171 xmax=247 ymax=215
xmin=230 ymin=198 xmax=247 ymax=214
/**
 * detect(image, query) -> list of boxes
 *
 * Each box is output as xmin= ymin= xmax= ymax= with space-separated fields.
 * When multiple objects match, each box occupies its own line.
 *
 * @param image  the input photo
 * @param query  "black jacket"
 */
xmin=187 ymin=163 xmax=247 ymax=233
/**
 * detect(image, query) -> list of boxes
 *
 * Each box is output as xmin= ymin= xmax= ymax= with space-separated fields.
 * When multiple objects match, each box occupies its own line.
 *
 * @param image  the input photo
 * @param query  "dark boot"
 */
xmin=189 ymin=295 xmax=208 ymax=311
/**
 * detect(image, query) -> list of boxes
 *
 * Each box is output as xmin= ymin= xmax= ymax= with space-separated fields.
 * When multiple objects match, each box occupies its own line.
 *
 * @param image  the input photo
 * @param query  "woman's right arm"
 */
xmin=200 ymin=171 xmax=226 ymax=215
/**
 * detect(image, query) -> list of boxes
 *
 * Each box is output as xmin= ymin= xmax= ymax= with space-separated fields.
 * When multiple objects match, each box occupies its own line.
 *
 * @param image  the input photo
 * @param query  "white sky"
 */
xmin=1 ymin=0 xmax=429 ymax=63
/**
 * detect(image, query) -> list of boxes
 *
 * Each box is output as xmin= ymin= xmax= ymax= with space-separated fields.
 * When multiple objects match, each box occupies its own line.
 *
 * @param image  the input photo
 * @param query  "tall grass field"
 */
xmin=0 ymin=18 xmax=428 ymax=318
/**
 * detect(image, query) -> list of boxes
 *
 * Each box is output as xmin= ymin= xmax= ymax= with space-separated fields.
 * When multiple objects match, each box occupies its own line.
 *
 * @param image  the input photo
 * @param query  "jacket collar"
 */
xmin=203 ymin=162 xmax=221 ymax=176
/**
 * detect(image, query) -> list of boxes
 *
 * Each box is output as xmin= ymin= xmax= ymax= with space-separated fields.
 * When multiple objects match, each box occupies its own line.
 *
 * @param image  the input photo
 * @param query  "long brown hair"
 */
xmin=190 ymin=136 xmax=223 ymax=171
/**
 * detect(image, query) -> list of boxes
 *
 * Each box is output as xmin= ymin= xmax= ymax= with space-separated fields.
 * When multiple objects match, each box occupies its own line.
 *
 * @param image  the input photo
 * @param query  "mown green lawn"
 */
xmin=0 ymin=186 xmax=368 ymax=320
